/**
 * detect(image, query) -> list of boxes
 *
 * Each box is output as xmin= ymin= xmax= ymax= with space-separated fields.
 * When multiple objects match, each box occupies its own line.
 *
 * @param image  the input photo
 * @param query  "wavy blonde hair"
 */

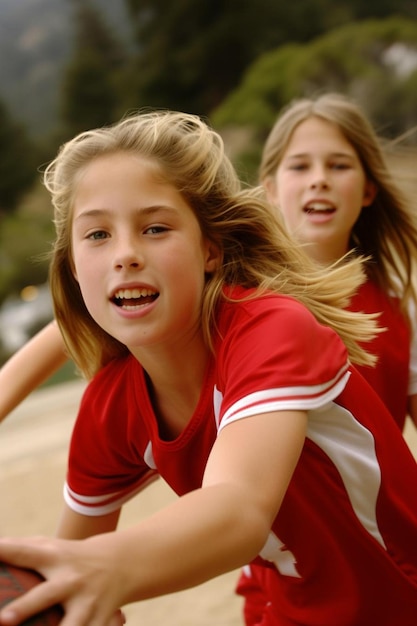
xmin=45 ymin=110 xmax=378 ymax=379
xmin=260 ymin=92 xmax=417 ymax=316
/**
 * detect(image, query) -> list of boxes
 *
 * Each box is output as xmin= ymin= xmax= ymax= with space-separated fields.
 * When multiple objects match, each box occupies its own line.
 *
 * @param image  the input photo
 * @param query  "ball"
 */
xmin=0 ymin=561 xmax=63 ymax=625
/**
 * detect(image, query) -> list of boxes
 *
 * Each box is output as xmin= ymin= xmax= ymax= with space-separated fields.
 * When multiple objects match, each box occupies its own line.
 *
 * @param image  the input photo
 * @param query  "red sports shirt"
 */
xmin=348 ymin=279 xmax=413 ymax=430
xmin=65 ymin=288 xmax=417 ymax=625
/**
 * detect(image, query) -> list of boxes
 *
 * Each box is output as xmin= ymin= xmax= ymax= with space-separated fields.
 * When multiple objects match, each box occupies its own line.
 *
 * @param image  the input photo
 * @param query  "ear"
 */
xmin=362 ymin=179 xmax=377 ymax=207
xmin=204 ymin=239 xmax=222 ymax=273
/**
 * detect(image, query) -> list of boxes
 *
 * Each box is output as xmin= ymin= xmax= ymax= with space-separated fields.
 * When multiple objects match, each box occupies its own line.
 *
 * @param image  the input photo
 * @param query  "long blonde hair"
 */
xmin=260 ymin=92 xmax=417 ymax=316
xmin=45 ymin=110 xmax=378 ymax=378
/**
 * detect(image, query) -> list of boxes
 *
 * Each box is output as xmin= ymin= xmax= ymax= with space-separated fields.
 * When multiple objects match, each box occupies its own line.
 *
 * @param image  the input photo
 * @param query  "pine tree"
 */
xmin=60 ymin=0 xmax=128 ymax=137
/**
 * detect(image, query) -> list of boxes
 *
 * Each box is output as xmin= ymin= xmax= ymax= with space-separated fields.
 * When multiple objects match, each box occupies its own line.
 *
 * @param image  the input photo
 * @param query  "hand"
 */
xmin=0 ymin=536 xmax=128 ymax=626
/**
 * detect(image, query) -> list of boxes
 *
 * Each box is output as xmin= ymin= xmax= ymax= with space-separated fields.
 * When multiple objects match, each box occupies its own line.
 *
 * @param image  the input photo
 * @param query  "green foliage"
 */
xmin=123 ymin=0 xmax=349 ymax=115
xmin=3 ymin=4 xmax=417 ymax=311
xmin=211 ymin=44 xmax=305 ymax=130
xmin=60 ymin=0 xmax=129 ymax=137
xmin=0 ymin=183 xmax=54 ymax=304
xmin=124 ymin=0 xmax=417 ymax=117
xmin=61 ymin=49 xmax=119 ymax=136
xmin=2 ymin=0 xmax=417 ymax=138
xmin=0 ymin=100 xmax=38 ymax=213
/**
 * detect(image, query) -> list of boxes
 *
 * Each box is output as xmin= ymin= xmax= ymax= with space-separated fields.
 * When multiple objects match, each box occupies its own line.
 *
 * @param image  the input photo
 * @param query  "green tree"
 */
xmin=124 ymin=0 xmax=417 ymax=117
xmin=123 ymin=0 xmax=334 ymax=115
xmin=60 ymin=0 xmax=129 ymax=137
xmin=0 ymin=100 xmax=37 ymax=214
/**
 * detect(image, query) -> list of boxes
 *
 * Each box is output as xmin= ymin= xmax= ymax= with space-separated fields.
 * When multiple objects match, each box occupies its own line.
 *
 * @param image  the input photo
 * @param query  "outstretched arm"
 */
xmin=0 ymin=409 xmax=307 ymax=626
xmin=0 ymin=321 xmax=69 ymax=423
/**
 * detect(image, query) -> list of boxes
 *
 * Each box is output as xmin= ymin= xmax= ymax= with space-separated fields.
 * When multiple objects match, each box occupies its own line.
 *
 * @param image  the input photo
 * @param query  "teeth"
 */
xmin=114 ymin=288 xmax=156 ymax=299
xmin=305 ymin=202 xmax=333 ymax=211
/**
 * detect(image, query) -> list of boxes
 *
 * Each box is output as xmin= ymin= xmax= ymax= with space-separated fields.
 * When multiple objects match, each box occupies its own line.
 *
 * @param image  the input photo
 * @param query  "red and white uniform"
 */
xmin=238 ymin=279 xmax=417 ymax=624
xmin=348 ymin=279 xmax=416 ymax=430
xmin=64 ymin=287 xmax=417 ymax=625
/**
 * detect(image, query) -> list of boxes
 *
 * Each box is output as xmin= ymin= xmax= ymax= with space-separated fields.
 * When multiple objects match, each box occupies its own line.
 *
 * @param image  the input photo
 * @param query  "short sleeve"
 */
xmin=215 ymin=296 xmax=350 ymax=430
xmin=65 ymin=358 xmax=158 ymax=516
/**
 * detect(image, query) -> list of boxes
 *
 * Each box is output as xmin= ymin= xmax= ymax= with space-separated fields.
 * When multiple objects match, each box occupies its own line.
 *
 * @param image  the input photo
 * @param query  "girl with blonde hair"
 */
xmin=238 ymin=91 xmax=417 ymax=625
xmin=259 ymin=92 xmax=417 ymax=430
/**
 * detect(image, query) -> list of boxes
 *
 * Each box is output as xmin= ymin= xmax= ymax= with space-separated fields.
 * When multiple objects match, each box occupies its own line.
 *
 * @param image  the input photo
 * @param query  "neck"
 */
xmin=303 ymin=239 xmax=350 ymax=266
xmin=131 ymin=336 xmax=212 ymax=440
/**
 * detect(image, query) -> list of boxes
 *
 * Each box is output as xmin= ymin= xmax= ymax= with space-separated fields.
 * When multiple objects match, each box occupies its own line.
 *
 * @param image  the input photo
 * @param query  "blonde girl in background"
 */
xmin=0 ymin=110 xmax=417 ymax=626
xmin=261 ymin=91 xmax=417 ymax=430
xmin=238 ymin=91 xmax=417 ymax=624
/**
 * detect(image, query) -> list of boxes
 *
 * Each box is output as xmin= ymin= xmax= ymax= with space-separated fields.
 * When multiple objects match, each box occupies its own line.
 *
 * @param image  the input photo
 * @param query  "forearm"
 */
xmin=94 ymin=483 xmax=270 ymax=606
xmin=56 ymin=504 xmax=121 ymax=539
xmin=0 ymin=321 xmax=68 ymax=422
xmin=109 ymin=410 xmax=305 ymax=604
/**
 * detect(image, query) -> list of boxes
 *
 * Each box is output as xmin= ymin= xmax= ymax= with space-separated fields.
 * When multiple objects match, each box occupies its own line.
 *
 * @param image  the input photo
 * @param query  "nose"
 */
xmin=113 ymin=235 xmax=144 ymax=270
xmin=309 ymin=166 xmax=329 ymax=190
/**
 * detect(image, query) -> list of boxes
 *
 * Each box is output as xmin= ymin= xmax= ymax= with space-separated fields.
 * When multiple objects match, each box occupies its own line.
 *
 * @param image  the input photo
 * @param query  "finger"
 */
xmin=0 ymin=581 xmax=61 ymax=626
xmin=0 ymin=537 xmax=52 ymax=572
xmin=57 ymin=604 xmax=126 ymax=626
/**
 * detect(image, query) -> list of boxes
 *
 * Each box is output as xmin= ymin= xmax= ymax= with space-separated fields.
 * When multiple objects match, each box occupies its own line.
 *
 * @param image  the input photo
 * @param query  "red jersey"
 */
xmin=238 ymin=280 xmax=417 ymax=624
xmin=348 ymin=280 xmax=413 ymax=430
xmin=65 ymin=288 xmax=417 ymax=625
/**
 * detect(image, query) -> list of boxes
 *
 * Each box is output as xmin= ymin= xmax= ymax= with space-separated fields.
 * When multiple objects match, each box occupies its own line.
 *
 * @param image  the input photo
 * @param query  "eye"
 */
xmin=144 ymin=225 xmax=169 ymax=235
xmin=287 ymin=161 xmax=308 ymax=171
xmin=290 ymin=164 xmax=307 ymax=171
xmin=330 ymin=161 xmax=351 ymax=170
xmin=88 ymin=230 xmax=108 ymax=240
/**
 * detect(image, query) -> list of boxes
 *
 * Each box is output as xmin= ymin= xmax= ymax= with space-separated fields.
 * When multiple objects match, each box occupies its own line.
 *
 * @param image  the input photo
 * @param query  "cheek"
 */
xmin=71 ymin=250 xmax=83 ymax=284
xmin=75 ymin=275 xmax=102 ymax=324
xmin=275 ymin=183 xmax=300 ymax=226
xmin=342 ymin=178 xmax=368 ymax=212
xmin=274 ymin=172 xmax=300 ymax=204
xmin=265 ymin=185 xmax=279 ymax=208
xmin=71 ymin=252 xmax=99 ymax=305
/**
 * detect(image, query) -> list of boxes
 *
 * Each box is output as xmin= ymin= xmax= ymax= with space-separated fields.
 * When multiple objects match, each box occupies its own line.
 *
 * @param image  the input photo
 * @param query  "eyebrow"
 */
xmin=285 ymin=151 xmax=356 ymax=160
xmin=74 ymin=205 xmax=178 ymax=221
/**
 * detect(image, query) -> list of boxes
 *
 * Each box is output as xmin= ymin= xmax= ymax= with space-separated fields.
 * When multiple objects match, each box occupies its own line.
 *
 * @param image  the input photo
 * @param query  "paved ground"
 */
xmin=1 ymin=380 xmax=417 ymax=624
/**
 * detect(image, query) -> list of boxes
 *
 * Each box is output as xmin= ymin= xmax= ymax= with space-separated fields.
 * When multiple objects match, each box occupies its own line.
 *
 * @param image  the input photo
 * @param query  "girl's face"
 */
xmin=264 ymin=116 xmax=376 ymax=263
xmin=71 ymin=152 xmax=220 ymax=355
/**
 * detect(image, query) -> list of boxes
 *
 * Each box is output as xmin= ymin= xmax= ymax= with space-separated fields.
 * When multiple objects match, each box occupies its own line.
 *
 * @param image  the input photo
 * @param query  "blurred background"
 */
xmin=1 ymin=0 xmax=417 ymax=379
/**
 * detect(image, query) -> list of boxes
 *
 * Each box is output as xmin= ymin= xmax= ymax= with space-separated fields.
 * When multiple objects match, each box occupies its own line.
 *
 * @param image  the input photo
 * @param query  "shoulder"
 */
xmin=349 ymin=279 xmax=400 ymax=312
xmin=71 ymin=353 xmax=148 ymax=458
xmin=214 ymin=289 xmax=351 ymax=424
xmin=350 ymin=279 xmax=409 ymax=332
xmin=218 ymin=287 xmax=334 ymax=345
xmin=216 ymin=287 xmax=347 ymax=381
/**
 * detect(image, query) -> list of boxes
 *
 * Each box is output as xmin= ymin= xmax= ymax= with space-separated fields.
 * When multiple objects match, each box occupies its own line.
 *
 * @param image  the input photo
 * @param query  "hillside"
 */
xmin=0 ymin=0 xmax=130 ymax=138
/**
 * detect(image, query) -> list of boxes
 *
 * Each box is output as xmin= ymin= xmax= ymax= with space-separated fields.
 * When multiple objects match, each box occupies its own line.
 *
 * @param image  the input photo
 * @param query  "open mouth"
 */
xmin=112 ymin=288 xmax=159 ymax=309
xmin=304 ymin=202 xmax=335 ymax=214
